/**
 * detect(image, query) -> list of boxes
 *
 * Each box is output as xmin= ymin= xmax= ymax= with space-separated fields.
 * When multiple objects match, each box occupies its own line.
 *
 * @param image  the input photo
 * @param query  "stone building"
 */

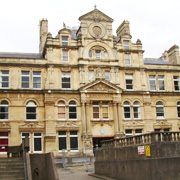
xmin=0 ymin=7 xmax=180 ymax=157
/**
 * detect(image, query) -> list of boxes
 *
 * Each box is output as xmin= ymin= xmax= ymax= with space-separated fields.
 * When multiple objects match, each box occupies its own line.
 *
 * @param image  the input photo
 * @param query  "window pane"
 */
xmin=70 ymin=137 xmax=78 ymax=150
xmin=59 ymin=137 xmax=67 ymax=150
xmin=34 ymin=138 xmax=42 ymax=151
xmin=58 ymin=131 xmax=66 ymax=135
xmin=70 ymin=131 xmax=78 ymax=135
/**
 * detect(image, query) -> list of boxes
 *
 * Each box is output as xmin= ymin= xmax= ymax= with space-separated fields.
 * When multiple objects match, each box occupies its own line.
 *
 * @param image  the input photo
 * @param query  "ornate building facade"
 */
xmin=0 ymin=8 xmax=180 ymax=156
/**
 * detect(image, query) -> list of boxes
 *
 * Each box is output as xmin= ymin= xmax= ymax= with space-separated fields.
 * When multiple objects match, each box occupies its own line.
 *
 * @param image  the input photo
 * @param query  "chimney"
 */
xmin=166 ymin=45 xmax=180 ymax=65
xmin=116 ymin=20 xmax=132 ymax=39
xmin=39 ymin=19 xmax=48 ymax=54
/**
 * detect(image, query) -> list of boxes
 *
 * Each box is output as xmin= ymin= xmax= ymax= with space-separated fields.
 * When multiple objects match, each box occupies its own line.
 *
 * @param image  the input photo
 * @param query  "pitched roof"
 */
xmin=144 ymin=58 xmax=170 ymax=65
xmin=0 ymin=52 xmax=42 ymax=59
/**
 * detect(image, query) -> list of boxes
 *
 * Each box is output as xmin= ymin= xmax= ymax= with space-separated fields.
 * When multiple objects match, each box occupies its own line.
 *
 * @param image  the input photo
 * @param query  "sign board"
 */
xmin=138 ymin=146 xmax=145 ymax=154
xmin=145 ymin=145 xmax=150 ymax=156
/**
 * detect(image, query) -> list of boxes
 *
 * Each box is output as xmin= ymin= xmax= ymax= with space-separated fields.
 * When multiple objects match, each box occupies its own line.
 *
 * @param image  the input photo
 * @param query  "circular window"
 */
xmin=93 ymin=26 xmax=102 ymax=36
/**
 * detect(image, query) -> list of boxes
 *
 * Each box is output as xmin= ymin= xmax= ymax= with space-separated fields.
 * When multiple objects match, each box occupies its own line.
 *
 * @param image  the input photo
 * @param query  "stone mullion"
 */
xmin=86 ymin=102 xmax=91 ymax=134
xmin=113 ymin=102 xmax=119 ymax=134
xmin=81 ymin=102 xmax=87 ymax=134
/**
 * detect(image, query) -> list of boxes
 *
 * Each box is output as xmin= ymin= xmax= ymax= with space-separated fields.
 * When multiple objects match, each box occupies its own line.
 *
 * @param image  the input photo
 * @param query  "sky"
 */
xmin=0 ymin=0 xmax=179 ymax=58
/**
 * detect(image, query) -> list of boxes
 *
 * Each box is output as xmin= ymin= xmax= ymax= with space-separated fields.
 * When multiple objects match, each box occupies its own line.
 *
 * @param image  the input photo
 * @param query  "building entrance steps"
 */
xmin=0 ymin=157 xmax=25 ymax=180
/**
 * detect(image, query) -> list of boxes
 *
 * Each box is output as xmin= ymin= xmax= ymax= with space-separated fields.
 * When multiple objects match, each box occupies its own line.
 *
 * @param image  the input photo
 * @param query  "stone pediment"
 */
xmin=79 ymin=8 xmax=113 ymax=23
xmin=80 ymin=79 xmax=122 ymax=93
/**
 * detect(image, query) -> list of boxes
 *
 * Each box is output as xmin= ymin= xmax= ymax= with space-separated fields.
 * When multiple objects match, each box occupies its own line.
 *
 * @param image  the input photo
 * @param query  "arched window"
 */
xmin=88 ymin=46 xmax=108 ymax=59
xmin=177 ymin=102 xmax=180 ymax=118
xmin=69 ymin=101 xmax=77 ymax=120
xmin=58 ymin=101 xmax=66 ymax=120
xmin=0 ymin=100 xmax=9 ymax=120
xmin=156 ymin=101 xmax=165 ymax=119
xmin=26 ymin=101 xmax=37 ymax=120
xmin=124 ymin=101 xmax=131 ymax=119
xmin=133 ymin=101 xmax=141 ymax=119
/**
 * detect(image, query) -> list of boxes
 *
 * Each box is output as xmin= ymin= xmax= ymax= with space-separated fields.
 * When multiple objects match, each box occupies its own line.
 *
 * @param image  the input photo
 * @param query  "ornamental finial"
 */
xmin=94 ymin=4 xmax=97 ymax=9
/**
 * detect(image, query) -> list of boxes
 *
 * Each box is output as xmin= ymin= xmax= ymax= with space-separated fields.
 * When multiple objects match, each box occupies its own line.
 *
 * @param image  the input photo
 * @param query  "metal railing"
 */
xmin=101 ymin=131 xmax=180 ymax=148
xmin=22 ymin=140 xmax=28 ymax=180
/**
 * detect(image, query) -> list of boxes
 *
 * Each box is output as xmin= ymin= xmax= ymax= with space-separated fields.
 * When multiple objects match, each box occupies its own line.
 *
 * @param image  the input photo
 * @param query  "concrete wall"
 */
xmin=95 ymin=142 xmax=180 ymax=180
xmin=30 ymin=153 xmax=59 ymax=180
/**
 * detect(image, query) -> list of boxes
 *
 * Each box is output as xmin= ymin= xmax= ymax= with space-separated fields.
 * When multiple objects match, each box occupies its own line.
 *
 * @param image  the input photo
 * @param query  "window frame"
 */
xmin=21 ymin=132 xmax=31 ymax=152
xmin=156 ymin=101 xmax=165 ymax=119
xmin=149 ymin=75 xmax=156 ymax=91
xmin=62 ymin=50 xmax=69 ymax=62
xmin=33 ymin=71 xmax=41 ymax=89
xmin=123 ymin=41 xmax=130 ymax=50
xmin=0 ymin=100 xmax=9 ymax=120
xmin=62 ymin=36 xmax=69 ymax=46
xmin=21 ymin=71 xmax=30 ymax=89
xmin=58 ymin=131 xmax=67 ymax=152
xmin=177 ymin=102 xmax=180 ymax=119
xmin=93 ymin=102 xmax=100 ymax=120
xmin=33 ymin=132 xmax=42 ymax=153
xmin=26 ymin=101 xmax=37 ymax=121
xmin=123 ymin=101 xmax=131 ymax=120
xmin=105 ymin=71 xmax=110 ymax=80
xmin=125 ymin=129 xmax=133 ymax=136
xmin=102 ymin=102 xmax=109 ymax=120
xmin=89 ymin=70 xmax=94 ymax=81
xmin=125 ymin=74 xmax=133 ymax=90
xmin=0 ymin=132 xmax=8 ymax=153
xmin=69 ymin=101 xmax=77 ymax=120
xmin=0 ymin=70 xmax=9 ymax=88
xmin=173 ymin=76 xmax=180 ymax=91
xmin=58 ymin=101 xmax=66 ymax=120
xmin=158 ymin=75 xmax=165 ymax=91
xmin=70 ymin=131 xmax=78 ymax=152
xmin=125 ymin=54 xmax=131 ymax=65
xmin=62 ymin=72 xmax=71 ymax=89
xmin=95 ymin=50 xmax=101 ymax=59
xmin=133 ymin=101 xmax=141 ymax=119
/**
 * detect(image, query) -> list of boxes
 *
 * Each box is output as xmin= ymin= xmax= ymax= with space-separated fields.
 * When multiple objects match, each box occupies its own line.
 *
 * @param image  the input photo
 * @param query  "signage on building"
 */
xmin=145 ymin=145 xmax=150 ymax=156
xmin=138 ymin=146 xmax=145 ymax=154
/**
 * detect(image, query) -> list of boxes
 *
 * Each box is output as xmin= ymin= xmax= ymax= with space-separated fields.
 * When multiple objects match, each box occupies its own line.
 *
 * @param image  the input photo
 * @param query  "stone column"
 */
xmin=86 ymin=102 xmax=91 ymax=135
xmin=81 ymin=102 xmax=87 ymax=135
xmin=113 ymin=102 xmax=119 ymax=136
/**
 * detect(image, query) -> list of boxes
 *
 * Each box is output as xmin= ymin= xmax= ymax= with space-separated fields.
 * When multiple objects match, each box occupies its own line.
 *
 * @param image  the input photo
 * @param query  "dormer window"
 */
xmin=62 ymin=36 xmax=69 ymax=46
xmin=123 ymin=41 xmax=130 ymax=49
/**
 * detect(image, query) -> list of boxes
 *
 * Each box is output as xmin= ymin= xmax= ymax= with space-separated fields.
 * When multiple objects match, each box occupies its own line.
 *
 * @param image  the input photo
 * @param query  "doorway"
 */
xmin=93 ymin=137 xmax=113 ymax=149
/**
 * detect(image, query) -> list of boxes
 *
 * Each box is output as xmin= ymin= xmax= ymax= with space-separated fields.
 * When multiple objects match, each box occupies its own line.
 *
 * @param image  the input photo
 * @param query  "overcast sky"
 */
xmin=0 ymin=0 xmax=179 ymax=58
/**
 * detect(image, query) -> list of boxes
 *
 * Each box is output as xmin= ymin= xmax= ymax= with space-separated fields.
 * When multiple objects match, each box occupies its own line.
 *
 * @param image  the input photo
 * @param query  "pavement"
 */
xmin=57 ymin=164 xmax=116 ymax=180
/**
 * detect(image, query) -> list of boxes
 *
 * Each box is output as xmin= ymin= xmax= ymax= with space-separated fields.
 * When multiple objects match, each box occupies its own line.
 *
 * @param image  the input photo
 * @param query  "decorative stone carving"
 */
xmin=154 ymin=120 xmax=172 ymax=127
xmin=88 ymin=83 xmax=112 ymax=91
xmin=91 ymin=120 xmax=113 ymax=127
xmin=94 ymin=67 xmax=105 ymax=79
xmin=45 ymin=101 xmax=55 ymax=105
xmin=19 ymin=122 xmax=44 ymax=129
xmin=0 ymin=122 xmax=11 ymax=129
xmin=124 ymin=120 xmax=144 ymax=127
xmin=56 ymin=121 xmax=80 ymax=129
xmin=61 ymin=67 xmax=71 ymax=72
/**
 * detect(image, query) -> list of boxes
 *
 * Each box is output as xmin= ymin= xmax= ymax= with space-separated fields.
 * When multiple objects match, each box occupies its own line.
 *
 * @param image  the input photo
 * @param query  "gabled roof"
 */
xmin=79 ymin=79 xmax=122 ymax=93
xmin=144 ymin=58 xmax=170 ymax=65
xmin=79 ymin=8 xmax=113 ymax=23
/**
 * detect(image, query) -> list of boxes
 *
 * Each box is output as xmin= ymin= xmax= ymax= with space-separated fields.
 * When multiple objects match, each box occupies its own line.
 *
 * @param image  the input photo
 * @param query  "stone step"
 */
xmin=0 ymin=174 xmax=25 ymax=179
xmin=0 ymin=169 xmax=25 ymax=175
xmin=0 ymin=167 xmax=24 ymax=171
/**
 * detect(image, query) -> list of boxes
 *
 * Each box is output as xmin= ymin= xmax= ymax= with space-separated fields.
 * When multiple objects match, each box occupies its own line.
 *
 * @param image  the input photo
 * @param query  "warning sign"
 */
xmin=138 ymin=146 xmax=145 ymax=155
xmin=145 ymin=145 xmax=150 ymax=156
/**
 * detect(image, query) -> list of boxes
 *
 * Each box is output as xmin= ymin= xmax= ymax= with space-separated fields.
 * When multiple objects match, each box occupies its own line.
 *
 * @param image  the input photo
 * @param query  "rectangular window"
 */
xmin=21 ymin=132 xmax=30 ymax=152
xmin=33 ymin=132 xmax=42 ymax=152
xmin=89 ymin=71 xmax=94 ymax=81
xmin=125 ymin=74 xmax=133 ymax=90
xmin=93 ymin=102 xmax=100 ymax=119
xmin=174 ymin=76 xmax=180 ymax=91
xmin=149 ymin=75 xmax=156 ymax=90
xmin=62 ymin=50 xmax=69 ymax=62
xmin=21 ymin=71 xmax=30 ymax=88
xmin=0 ymin=71 xmax=9 ymax=88
xmin=58 ymin=131 xmax=67 ymax=151
xmin=102 ymin=102 xmax=109 ymax=120
xmin=62 ymin=72 xmax=71 ymax=89
xmin=135 ymin=129 xmax=142 ymax=135
xmin=124 ymin=106 xmax=131 ymax=119
xmin=96 ymin=51 xmax=101 ymax=59
xmin=125 ymin=129 xmax=133 ymax=136
xmin=124 ymin=41 xmax=130 ymax=49
xmin=177 ymin=105 xmax=180 ymax=118
xmin=133 ymin=106 xmax=141 ymax=119
xmin=33 ymin=71 xmax=41 ymax=89
xmin=0 ymin=132 xmax=8 ymax=153
xmin=158 ymin=75 xmax=165 ymax=90
xmin=70 ymin=131 xmax=78 ymax=151
xmin=125 ymin=54 xmax=131 ymax=65
xmin=105 ymin=71 xmax=110 ymax=80
xmin=62 ymin=36 xmax=69 ymax=46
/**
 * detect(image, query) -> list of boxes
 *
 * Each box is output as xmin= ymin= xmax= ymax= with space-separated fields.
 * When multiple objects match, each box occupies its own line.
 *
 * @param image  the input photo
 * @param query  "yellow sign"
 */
xmin=145 ymin=145 xmax=150 ymax=156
